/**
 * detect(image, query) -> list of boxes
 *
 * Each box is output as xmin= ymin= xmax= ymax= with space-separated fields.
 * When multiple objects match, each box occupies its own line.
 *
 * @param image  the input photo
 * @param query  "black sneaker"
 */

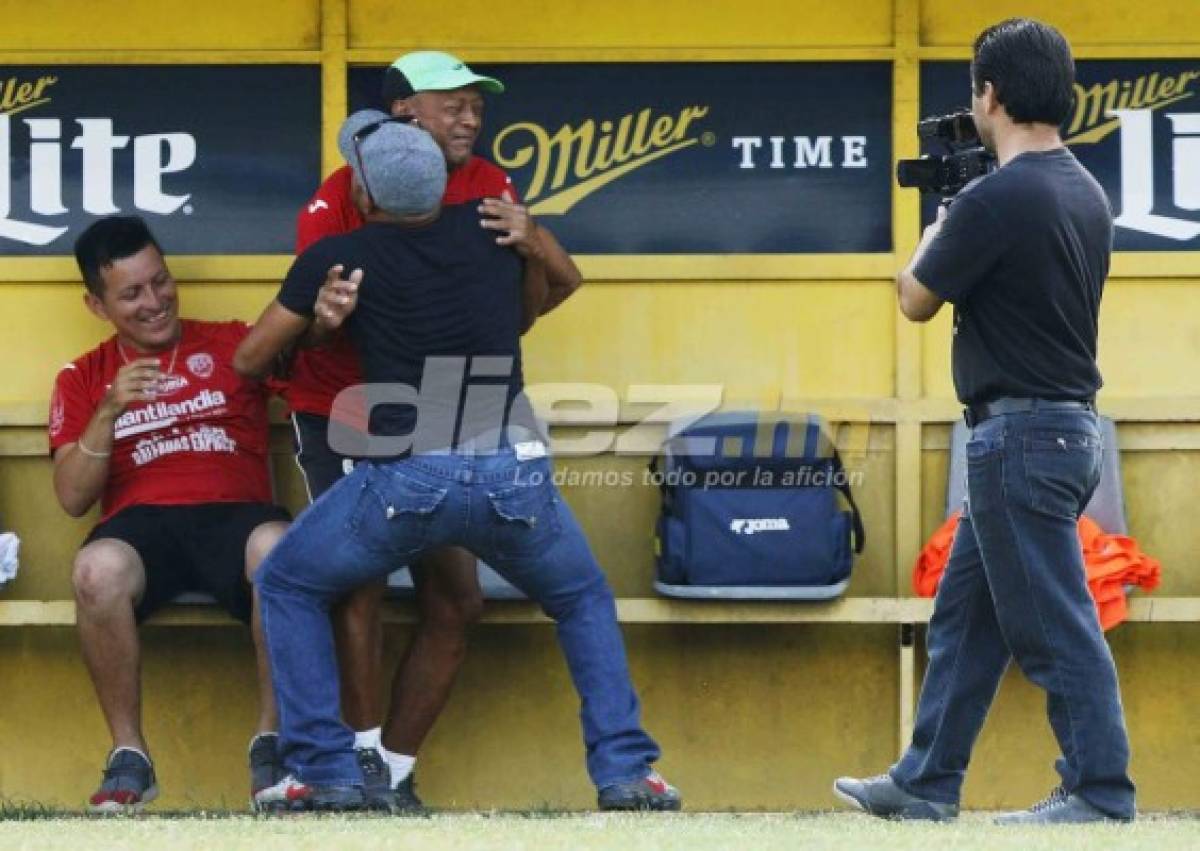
xmin=833 ymin=774 xmax=958 ymax=821
xmin=391 ymin=773 xmax=427 ymax=815
xmin=253 ymin=774 xmax=366 ymax=812
xmin=88 ymin=747 xmax=159 ymax=813
xmin=994 ymin=786 xmax=1134 ymax=825
xmin=598 ymin=770 xmax=681 ymax=811
xmin=356 ymin=747 xmax=395 ymax=812
xmin=249 ymin=733 xmax=285 ymax=812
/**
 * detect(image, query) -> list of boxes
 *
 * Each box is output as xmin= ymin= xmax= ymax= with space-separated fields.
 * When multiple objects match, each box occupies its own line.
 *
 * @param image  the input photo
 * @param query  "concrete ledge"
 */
xmin=2 ymin=596 xmax=1195 ymax=627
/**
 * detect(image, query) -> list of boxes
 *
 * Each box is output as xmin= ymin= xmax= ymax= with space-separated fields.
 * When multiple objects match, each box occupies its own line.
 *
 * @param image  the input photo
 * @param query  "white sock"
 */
xmin=380 ymin=746 xmax=416 ymax=786
xmin=353 ymin=727 xmax=382 ymax=751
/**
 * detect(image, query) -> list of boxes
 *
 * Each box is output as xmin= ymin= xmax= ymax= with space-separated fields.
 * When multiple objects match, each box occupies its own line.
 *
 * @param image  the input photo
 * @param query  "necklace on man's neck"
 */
xmin=117 ymin=338 xmax=180 ymax=375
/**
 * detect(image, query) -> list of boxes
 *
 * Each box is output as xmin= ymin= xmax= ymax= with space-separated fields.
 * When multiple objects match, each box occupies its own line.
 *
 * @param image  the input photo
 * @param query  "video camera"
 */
xmin=896 ymin=111 xmax=996 ymax=197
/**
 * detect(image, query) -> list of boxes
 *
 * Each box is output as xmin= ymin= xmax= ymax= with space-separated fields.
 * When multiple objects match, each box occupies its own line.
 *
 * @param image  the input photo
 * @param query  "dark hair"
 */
xmin=971 ymin=18 xmax=1075 ymax=126
xmin=381 ymin=67 xmax=415 ymax=108
xmin=73 ymin=216 xmax=162 ymax=298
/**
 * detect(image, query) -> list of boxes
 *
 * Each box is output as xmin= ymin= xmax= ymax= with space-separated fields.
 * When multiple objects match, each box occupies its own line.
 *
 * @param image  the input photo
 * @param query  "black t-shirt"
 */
xmin=278 ymin=204 xmax=527 ymax=450
xmin=913 ymin=147 xmax=1112 ymax=405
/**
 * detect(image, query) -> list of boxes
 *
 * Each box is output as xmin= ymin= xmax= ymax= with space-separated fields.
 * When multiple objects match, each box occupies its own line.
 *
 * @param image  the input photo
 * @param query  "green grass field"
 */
xmin=0 ymin=810 xmax=1196 ymax=850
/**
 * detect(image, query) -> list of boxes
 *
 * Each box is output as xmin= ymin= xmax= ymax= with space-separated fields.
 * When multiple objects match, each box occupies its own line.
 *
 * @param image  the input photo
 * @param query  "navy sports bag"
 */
xmin=652 ymin=412 xmax=865 ymax=599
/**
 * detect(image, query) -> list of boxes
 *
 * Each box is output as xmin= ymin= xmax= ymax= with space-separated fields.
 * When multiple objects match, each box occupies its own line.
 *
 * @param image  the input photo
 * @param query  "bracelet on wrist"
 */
xmin=76 ymin=437 xmax=111 ymax=459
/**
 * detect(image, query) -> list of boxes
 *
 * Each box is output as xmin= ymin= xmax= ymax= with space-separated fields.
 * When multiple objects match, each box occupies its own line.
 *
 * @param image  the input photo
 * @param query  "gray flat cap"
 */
xmin=337 ymin=109 xmax=446 ymax=217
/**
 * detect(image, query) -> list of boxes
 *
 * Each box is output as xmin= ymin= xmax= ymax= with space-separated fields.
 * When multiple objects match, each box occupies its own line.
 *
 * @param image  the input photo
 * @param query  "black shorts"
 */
xmin=83 ymin=502 xmax=291 ymax=623
xmin=291 ymin=411 xmax=359 ymax=501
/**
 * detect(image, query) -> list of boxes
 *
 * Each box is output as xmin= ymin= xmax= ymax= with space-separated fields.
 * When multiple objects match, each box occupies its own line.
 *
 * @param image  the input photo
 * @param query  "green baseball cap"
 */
xmin=381 ymin=50 xmax=504 ymax=104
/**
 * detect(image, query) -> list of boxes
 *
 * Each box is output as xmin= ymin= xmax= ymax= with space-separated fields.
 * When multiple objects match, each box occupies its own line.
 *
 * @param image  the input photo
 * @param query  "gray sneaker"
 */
xmin=833 ymin=774 xmax=958 ymax=821
xmin=994 ymin=787 xmax=1134 ymax=825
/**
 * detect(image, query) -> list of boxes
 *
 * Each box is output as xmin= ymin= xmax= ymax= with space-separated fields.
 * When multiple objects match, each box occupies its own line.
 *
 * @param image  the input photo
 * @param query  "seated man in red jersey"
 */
xmin=287 ymin=50 xmax=583 ymax=810
xmin=50 ymin=216 xmax=290 ymax=812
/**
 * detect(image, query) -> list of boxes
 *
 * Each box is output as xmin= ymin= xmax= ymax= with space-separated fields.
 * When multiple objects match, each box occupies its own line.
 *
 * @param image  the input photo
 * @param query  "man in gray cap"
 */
xmin=235 ymin=114 xmax=677 ymax=813
xmin=287 ymin=51 xmax=582 ymax=812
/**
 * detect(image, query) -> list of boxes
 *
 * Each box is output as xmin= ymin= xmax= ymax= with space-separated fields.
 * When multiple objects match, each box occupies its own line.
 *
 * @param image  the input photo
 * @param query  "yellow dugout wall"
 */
xmin=1 ymin=0 xmax=1198 ymax=811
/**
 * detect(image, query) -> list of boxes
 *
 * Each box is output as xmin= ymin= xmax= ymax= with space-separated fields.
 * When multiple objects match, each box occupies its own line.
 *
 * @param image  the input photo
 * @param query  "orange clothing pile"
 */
xmin=913 ymin=511 xmax=1161 ymax=631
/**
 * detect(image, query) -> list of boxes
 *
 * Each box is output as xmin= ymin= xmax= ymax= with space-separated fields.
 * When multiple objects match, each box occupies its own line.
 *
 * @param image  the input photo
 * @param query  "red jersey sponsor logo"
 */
xmin=49 ymin=385 xmax=65 ymax=438
xmin=154 ymin=372 xmax=190 ymax=397
xmin=113 ymin=388 xmax=227 ymax=439
xmin=186 ymin=352 xmax=214 ymax=378
xmin=130 ymin=423 xmax=238 ymax=467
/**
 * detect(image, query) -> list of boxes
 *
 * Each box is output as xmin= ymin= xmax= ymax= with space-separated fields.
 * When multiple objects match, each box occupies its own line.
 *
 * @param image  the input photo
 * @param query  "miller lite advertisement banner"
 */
xmin=0 ymin=66 xmax=321 ymax=256
xmin=921 ymin=61 xmax=1200 ymax=250
xmin=350 ymin=63 xmax=894 ymax=254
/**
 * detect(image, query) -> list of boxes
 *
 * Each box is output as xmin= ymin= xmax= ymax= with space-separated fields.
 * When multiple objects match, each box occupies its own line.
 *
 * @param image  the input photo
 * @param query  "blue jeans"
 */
xmin=255 ymin=447 xmax=660 ymax=789
xmin=890 ymin=409 xmax=1136 ymax=818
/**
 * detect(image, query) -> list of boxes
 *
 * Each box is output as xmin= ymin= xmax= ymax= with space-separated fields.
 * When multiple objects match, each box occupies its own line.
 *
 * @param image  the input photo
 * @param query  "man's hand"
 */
xmin=314 ymin=264 xmax=362 ymax=332
xmin=479 ymin=196 xmax=545 ymax=260
xmin=101 ymin=357 xmax=162 ymax=415
xmin=54 ymin=360 xmax=163 ymax=517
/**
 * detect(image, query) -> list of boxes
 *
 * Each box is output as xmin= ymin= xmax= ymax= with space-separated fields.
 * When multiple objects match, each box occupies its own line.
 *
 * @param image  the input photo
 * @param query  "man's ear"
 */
xmin=83 ymin=290 xmax=109 ymax=322
xmin=389 ymin=97 xmax=415 ymax=119
xmin=981 ymin=80 xmax=1001 ymax=114
xmin=349 ymin=176 xmax=374 ymax=218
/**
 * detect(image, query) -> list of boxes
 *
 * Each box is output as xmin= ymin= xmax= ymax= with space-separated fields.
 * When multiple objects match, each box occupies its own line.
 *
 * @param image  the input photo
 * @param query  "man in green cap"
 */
xmin=285 ymin=50 xmax=583 ymax=811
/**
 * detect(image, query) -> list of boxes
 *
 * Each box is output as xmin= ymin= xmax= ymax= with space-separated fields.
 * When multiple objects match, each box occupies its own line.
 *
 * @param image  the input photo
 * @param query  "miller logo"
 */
xmin=1 ymin=73 xmax=198 ymax=247
xmin=492 ymin=105 xmax=710 ymax=215
xmin=1066 ymin=68 xmax=1200 ymax=241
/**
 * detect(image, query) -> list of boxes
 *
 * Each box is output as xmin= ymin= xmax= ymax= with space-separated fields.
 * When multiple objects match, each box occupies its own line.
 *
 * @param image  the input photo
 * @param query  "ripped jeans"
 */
xmin=256 ymin=447 xmax=660 ymax=790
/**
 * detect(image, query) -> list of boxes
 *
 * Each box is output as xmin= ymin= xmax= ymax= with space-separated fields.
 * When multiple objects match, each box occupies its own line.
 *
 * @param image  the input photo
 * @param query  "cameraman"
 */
xmin=835 ymin=19 xmax=1136 ymax=824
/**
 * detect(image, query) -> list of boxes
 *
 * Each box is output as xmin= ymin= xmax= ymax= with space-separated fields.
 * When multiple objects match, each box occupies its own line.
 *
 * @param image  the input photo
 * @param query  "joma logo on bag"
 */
xmin=730 ymin=518 xmax=791 ymax=535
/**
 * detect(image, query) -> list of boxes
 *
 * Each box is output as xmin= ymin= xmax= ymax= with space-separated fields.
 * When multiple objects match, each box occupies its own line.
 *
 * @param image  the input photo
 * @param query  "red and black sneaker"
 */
xmin=597 ymin=770 xmax=682 ymax=812
xmin=253 ymin=774 xmax=367 ymax=813
xmin=88 ymin=747 xmax=159 ymax=814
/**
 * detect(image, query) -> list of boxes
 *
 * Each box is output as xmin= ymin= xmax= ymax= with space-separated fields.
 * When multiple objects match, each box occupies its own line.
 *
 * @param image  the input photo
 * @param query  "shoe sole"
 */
xmin=251 ymin=795 xmax=365 ymax=814
xmin=251 ymin=797 xmax=297 ymax=815
xmin=599 ymin=794 xmax=682 ymax=812
xmin=994 ymin=811 xmax=1129 ymax=826
xmin=89 ymin=784 xmax=159 ymax=815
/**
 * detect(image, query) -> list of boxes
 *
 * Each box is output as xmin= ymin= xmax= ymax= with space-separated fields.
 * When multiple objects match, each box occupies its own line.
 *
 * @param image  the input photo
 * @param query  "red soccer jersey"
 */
xmin=286 ymin=157 xmax=517 ymax=417
xmin=49 ymin=320 xmax=274 ymax=521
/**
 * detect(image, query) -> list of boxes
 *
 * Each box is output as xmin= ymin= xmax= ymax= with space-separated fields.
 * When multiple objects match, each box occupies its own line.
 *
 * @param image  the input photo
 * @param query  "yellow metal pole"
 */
xmin=320 ymin=0 xmax=349 ymax=177
xmin=893 ymin=0 xmax=922 ymax=757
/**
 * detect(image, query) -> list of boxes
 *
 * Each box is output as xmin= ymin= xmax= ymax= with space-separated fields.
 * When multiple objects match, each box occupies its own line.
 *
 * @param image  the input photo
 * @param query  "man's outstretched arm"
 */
xmin=236 ymin=265 xmax=362 ymax=379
